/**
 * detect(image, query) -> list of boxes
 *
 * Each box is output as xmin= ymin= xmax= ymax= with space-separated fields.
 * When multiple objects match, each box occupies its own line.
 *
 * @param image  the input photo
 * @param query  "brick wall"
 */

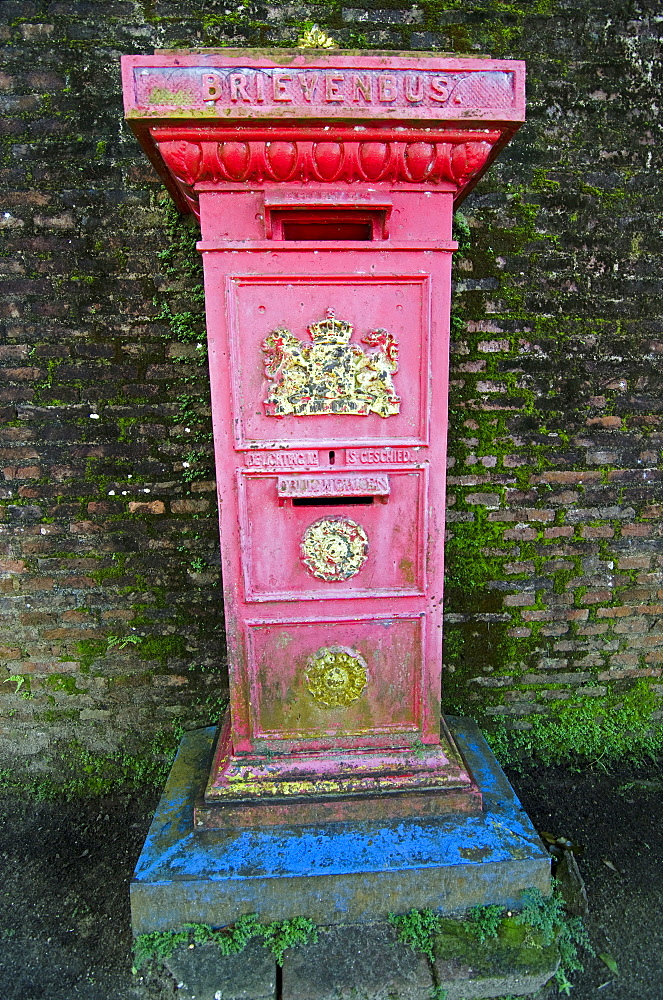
xmin=1 ymin=0 xmax=661 ymax=775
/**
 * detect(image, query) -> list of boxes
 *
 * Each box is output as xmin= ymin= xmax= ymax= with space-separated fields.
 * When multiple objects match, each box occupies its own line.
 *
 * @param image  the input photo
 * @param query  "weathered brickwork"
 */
xmin=0 ymin=0 xmax=662 ymax=775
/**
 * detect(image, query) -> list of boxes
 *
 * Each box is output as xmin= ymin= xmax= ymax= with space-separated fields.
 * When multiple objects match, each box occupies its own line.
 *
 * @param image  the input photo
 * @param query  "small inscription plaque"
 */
xmin=245 ymin=450 xmax=319 ymax=469
xmin=347 ymin=447 xmax=415 ymax=465
xmin=278 ymin=474 xmax=390 ymax=498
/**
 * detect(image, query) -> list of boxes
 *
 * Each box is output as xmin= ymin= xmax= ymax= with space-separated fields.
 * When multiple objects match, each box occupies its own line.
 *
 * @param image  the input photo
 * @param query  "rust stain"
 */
xmin=458 ymin=846 xmax=492 ymax=861
xmin=398 ymin=556 xmax=415 ymax=584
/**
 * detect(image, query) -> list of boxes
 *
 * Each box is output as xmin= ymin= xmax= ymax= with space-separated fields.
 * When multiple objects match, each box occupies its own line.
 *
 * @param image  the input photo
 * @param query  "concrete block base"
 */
xmin=163 ymin=919 xmax=559 ymax=1000
xmin=165 ymin=939 xmax=276 ymax=1000
xmin=131 ymin=717 xmax=550 ymax=932
xmin=283 ymin=920 xmax=558 ymax=1000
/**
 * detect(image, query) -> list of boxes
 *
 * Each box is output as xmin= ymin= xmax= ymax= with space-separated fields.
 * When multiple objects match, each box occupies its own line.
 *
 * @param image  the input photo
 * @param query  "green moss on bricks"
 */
xmin=434 ymin=914 xmax=559 ymax=978
xmin=0 ymin=730 xmax=179 ymax=800
xmin=75 ymin=638 xmax=108 ymax=673
xmin=44 ymin=674 xmax=87 ymax=696
xmin=486 ymin=681 xmax=663 ymax=767
xmin=137 ymin=634 xmax=187 ymax=663
xmin=445 ymin=512 xmax=507 ymax=603
xmin=154 ymin=197 xmax=215 ymax=483
xmin=132 ymin=914 xmax=319 ymax=973
xmin=74 ymin=633 xmax=187 ymax=671
xmin=39 ymin=709 xmax=80 ymax=723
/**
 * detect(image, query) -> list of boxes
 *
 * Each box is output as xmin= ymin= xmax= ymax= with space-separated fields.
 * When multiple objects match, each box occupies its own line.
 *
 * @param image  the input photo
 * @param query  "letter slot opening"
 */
xmin=264 ymin=197 xmax=392 ymax=240
xmin=280 ymin=212 xmax=374 ymax=241
xmin=292 ymin=496 xmax=375 ymax=507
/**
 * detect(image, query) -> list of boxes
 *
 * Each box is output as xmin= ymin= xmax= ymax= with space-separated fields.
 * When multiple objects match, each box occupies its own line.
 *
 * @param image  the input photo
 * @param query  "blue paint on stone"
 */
xmin=131 ymin=718 xmax=550 ymax=932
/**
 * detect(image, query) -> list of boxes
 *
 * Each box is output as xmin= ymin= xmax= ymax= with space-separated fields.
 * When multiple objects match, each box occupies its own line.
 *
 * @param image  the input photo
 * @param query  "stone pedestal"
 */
xmin=131 ymin=718 xmax=549 ymax=933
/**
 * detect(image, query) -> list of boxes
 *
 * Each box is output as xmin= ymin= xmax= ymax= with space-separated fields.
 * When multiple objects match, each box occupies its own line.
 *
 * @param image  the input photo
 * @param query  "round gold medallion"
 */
xmin=306 ymin=646 xmax=368 ymax=708
xmin=300 ymin=517 xmax=369 ymax=582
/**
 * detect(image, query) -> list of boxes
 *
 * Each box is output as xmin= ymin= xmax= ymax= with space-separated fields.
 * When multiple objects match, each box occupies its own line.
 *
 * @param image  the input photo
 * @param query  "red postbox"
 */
xmin=122 ymin=51 xmax=525 ymax=828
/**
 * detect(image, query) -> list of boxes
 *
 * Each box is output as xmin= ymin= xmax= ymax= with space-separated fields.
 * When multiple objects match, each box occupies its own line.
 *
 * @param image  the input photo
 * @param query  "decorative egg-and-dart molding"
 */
xmin=152 ymin=128 xmax=499 ymax=216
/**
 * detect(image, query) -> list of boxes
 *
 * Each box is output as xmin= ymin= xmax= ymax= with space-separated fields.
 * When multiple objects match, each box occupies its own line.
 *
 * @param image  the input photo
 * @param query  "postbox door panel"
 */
xmin=238 ymin=468 xmax=426 ymax=600
xmin=246 ymin=615 xmax=424 ymax=748
xmin=202 ymin=246 xmax=451 ymax=754
xmin=220 ymin=272 xmax=432 ymax=447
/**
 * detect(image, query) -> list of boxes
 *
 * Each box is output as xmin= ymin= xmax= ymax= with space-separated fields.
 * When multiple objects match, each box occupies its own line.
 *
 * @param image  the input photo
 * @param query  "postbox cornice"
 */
xmin=122 ymin=49 xmax=524 ymax=217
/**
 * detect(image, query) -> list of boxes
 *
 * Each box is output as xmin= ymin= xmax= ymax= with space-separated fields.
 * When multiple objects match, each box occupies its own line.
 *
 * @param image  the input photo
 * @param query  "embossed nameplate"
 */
xmin=122 ymin=54 xmax=525 ymax=124
xmin=277 ymin=474 xmax=390 ymax=498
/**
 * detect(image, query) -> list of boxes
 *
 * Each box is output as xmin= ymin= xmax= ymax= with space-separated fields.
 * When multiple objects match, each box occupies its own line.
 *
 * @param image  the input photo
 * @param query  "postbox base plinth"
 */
xmin=197 ymin=709 xmax=482 ymax=827
xmin=194 ymin=786 xmax=482 ymax=828
xmin=131 ymin=717 xmax=550 ymax=935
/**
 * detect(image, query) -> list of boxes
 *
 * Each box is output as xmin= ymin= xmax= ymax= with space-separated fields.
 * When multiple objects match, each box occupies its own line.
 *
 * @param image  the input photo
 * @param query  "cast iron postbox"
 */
xmin=121 ymin=51 xmax=525 ymax=827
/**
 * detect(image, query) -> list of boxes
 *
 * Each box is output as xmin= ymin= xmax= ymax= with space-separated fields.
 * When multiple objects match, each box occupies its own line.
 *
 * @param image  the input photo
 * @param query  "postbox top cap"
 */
xmin=121 ymin=50 xmax=525 ymax=126
xmin=120 ymin=50 xmax=525 ymax=217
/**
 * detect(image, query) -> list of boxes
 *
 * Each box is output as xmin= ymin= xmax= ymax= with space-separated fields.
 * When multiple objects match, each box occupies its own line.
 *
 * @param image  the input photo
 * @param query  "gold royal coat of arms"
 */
xmin=261 ymin=309 xmax=400 ymax=419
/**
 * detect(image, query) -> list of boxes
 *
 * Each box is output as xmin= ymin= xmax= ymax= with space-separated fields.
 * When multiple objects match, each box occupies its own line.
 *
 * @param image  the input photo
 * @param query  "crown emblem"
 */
xmin=261 ymin=309 xmax=401 ymax=419
xmin=308 ymin=308 xmax=353 ymax=345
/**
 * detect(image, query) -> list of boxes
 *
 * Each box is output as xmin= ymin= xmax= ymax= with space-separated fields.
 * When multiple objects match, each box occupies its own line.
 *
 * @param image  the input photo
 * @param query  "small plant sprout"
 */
xmin=132 ymin=915 xmax=318 ymax=973
xmin=107 ymin=634 xmax=141 ymax=650
xmin=466 ymin=903 xmax=504 ymax=943
xmin=297 ymin=23 xmax=336 ymax=49
xmin=388 ymin=908 xmax=441 ymax=963
xmin=4 ymin=675 xmax=30 ymax=698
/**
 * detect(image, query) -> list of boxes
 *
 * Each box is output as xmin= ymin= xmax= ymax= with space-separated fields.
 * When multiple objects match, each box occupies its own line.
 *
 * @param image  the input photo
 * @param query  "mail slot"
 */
xmin=122 ymin=49 xmax=525 ymax=824
xmin=264 ymin=193 xmax=392 ymax=241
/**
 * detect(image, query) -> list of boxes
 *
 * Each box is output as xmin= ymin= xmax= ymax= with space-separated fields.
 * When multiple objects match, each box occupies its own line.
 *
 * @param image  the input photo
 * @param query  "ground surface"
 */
xmin=508 ymin=757 xmax=663 ymax=1000
xmin=0 ymin=757 xmax=661 ymax=1000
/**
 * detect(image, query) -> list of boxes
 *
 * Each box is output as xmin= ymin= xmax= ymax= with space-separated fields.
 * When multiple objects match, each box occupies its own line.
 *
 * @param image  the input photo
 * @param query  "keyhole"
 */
xmin=329 ymin=451 xmax=335 ymax=465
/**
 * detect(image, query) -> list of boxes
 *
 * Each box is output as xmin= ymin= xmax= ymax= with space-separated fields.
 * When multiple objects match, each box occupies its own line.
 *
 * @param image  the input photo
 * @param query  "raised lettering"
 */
xmin=325 ymin=73 xmax=345 ymax=102
xmin=341 ymin=448 xmax=417 ymax=465
xmin=404 ymin=74 xmax=423 ymax=103
xmin=202 ymin=72 xmax=223 ymax=102
xmin=273 ymin=72 xmax=293 ymax=102
xmin=429 ymin=77 xmax=449 ymax=103
xmin=351 ymin=74 xmax=372 ymax=103
xmin=229 ymin=73 xmax=251 ymax=103
xmin=244 ymin=450 xmax=319 ymax=468
xmin=255 ymin=72 xmax=265 ymax=103
xmin=378 ymin=75 xmax=398 ymax=102
xmin=298 ymin=73 xmax=319 ymax=103
xmin=277 ymin=472 xmax=390 ymax=497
